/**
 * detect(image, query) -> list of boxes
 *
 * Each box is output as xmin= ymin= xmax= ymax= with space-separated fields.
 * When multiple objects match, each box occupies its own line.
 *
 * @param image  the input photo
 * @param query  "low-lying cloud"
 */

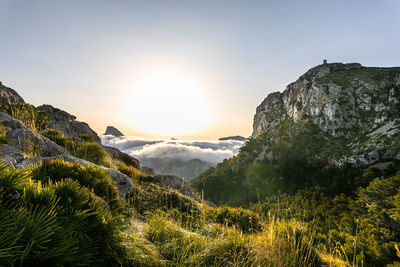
xmin=101 ymin=135 xmax=245 ymax=164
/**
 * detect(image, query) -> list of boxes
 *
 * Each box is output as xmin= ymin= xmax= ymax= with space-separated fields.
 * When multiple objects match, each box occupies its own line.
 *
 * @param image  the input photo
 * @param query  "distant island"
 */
xmin=218 ymin=135 xmax=247 ymax=141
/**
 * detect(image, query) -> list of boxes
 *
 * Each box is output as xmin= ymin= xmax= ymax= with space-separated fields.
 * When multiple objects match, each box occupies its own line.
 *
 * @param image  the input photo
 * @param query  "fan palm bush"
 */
xmin=30 ymin=159 xmax=123 ymax=213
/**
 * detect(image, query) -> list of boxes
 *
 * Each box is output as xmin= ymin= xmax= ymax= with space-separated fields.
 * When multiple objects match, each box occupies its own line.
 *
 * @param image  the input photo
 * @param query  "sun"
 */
xmin=124 ymin=71 xmax=211 ymax=136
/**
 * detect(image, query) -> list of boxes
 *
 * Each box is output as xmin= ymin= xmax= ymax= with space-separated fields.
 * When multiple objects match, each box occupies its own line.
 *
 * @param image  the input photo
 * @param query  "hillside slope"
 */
xmin=191 ymin=62 xmax=400 ymax=265
xmin=192 ymin=62 xmax=400 ymax=205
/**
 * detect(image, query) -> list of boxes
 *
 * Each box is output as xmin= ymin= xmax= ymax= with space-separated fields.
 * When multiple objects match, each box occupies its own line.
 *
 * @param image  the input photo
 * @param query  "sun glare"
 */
xmin=124 ymin=71 xmax=211 ymax=136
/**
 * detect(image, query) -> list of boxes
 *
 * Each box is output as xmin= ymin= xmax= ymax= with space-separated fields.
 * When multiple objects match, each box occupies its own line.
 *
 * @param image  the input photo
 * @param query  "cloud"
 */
xmin=101 ymin=135 xmax=245 ymax=165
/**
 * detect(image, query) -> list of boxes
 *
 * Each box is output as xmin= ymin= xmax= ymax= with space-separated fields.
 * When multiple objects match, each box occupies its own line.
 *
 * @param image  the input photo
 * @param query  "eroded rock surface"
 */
xmin=252 ymin=62 xmax=400 ymax=166
xmin=36 ymin=104 xmax=101 ymax=143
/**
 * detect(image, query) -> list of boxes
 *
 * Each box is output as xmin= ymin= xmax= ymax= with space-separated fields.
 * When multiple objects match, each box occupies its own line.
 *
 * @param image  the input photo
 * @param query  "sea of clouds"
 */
xmin=101 ymin=135 xmax=245 ymax=164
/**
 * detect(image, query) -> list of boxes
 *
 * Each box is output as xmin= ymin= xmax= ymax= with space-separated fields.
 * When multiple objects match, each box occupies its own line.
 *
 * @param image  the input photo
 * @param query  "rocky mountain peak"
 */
xmin=104 ymin=126 xmax=124 ymax=137
xmin=0 ymin=81 xmax=25 ymax=104
xmin=251 ymin=62 xmax=400 ymax=166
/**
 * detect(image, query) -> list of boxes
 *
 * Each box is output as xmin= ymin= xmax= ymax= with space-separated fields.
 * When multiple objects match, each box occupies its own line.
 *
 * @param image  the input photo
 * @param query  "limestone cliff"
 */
xmin=252 ymin=62 xmax=400 ymax=165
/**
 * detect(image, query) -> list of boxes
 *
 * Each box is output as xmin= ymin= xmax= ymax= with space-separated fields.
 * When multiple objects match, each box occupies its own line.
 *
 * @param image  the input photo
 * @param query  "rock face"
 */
xmin=0 ymin=112 xmax=67 ymax=166
xmin=36 ymin=104 xmax=101 ymax=143
xmin=252 ymin=62 xmax=400 ymax=166
xmin=0 ymin=112 xmax=134 ymax=199
xmin=102 ymin=145 xmax=140 ymax=168
xmin=104 ymin=126 xmax=124 ymax=137
xmin=155 ymin=174 xmax=200 ymax=201
xmin=0 ymin=82 xmax=25 ymax=103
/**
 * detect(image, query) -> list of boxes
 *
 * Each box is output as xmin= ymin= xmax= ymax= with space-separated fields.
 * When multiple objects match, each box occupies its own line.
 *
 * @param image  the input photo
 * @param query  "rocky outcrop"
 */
xmin=104 ymin=126 xmax=124 ymax=137
xmin=0 ymin=112 xmax=67 ymax=166
xmin=102 ymin=145 xmax=140 ymax=168
xmin=141 ymin=166 xmax=155 ymax=176
xmin=251 ymin=62 xmax=400 ymax=166
xmin=36 ymin=104 xmax=101 ymax=143
xmin=155 ymin=174 xmax=200 ymax=201
xmin=0 ymin=82 xmax=25 ymax=103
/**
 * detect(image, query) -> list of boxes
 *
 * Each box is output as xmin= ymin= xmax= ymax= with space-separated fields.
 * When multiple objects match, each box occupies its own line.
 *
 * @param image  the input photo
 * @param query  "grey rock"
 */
xmin=0 ymin=112 xmax=67 ymax=166
xmin=0 ymin=81 xmax=25 ymax=103
xmin=155 ymin=174 xmax=201 ymax=201
xmin=102 ymin=145 xmax=140 ymax=168
xmin=251 ymin=62 xmax=400 ymax=166
xmin=36 ymin=104 xmax=101 ymax=143
xmin=104 ymin=126 xmax=124 ymax=137
xmin=141 ymin=166 xmax=155 ymax=176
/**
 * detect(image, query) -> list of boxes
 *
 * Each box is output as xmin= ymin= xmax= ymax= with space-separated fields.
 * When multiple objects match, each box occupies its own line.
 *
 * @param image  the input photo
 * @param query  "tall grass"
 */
xmin=137 ymin=210 xmax=321 ymax=266
xmin=0 ymin=103 xmax=49 ymax=132
xmin=41 ymin=128 xmax=113 ymax=167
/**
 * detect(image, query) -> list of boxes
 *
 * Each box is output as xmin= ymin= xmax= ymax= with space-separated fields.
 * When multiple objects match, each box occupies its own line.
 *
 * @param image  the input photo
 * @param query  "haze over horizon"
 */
xmin=0 ymin=0 xmax=399 ymax=139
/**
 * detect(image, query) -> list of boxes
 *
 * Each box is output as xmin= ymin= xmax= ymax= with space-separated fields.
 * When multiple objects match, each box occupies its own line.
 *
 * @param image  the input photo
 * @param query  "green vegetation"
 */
xmin=0 ymin=103 xmax=50 ymax=131
xmin=192 ymin=118 xmax=400 ymax=265
xmin=192 ymin=120 xmax=367 ymax=206
xmin=251 ymin=169 xmax=400 ymax=266
xmin=30 ymin=159 xmax=123 ymax=213
xmin=316 ymin=67 xmax=400 ymax=88
xmin=0 ymin=123 xmax=10 ymax=145
xmin=0 ymin=158 xmax=332 ymax=266
xmin=41 ymin=128 xmax=113 ymax=167
xmin=0 ymin=161 xmax=126 ymax=266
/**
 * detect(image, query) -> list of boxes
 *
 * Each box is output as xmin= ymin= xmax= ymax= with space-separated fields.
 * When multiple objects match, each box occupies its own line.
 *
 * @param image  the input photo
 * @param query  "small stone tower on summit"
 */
xmin=323 ymin=59 xmax=327 ymax=65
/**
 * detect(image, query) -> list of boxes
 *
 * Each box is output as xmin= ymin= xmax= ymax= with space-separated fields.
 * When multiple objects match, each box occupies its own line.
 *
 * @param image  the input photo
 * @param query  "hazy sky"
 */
xmin=0 ymin=0 xmax=399 ymax=139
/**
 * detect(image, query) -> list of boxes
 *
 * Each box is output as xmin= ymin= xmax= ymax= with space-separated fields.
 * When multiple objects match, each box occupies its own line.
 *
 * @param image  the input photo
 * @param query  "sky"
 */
xmin=0 ymin=0 xmax=399 ymax=139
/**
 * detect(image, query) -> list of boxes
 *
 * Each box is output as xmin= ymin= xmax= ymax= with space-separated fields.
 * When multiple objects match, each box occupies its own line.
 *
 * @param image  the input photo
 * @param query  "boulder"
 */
xmin=36 ymin=104 xmax=101 ymax=143
xmin=0 ymin=112 xmax=67 ymax=166
xmin=141 ymin=166 xmax=155 ymax=176
xmin=102 ymin=145 xmax=140 ymax=168
xmin=154 ymin=174 xmax=200 ymax=201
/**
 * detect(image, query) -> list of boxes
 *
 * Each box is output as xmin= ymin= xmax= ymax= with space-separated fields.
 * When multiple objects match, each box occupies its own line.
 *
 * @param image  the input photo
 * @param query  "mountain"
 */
xmin=190 ymin=62 xmax=400 ymax=265
xmin=0 ymin=80 xmax=323 ymax=266
xmin=139 ymin=157 xmax=213 ymax=181
xmin=192 ymin=62 xmax=400 ymax=206
xmin=104 ymin=126 xmax=124 ymax=137
xmin=219 ymin=135 xmax=247 ymax=141
xmin=252 ymin=62 xmax=400 ymax=166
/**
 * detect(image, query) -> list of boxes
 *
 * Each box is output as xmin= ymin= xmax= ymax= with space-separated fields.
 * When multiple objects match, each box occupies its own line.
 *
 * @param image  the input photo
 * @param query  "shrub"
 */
xmin=0 ymin=123 xmax=10 ymax=145
xmin=126 ymin=181 xmax=201 ymax=217
xmin=0 ymin=161 xmax=128 ymax=265
xmin=67 ymin=141 xmax=113 ymax=167
xmin=206 ymin=206 xmax=262 ymax=233
xmin=41 ymin=128 xmax=68 ymax=147
xmin=30 ymin=159 xmax=123 ymax=213
xmin=0 ymin=103 xmax=50 ymax=131
xmin=116 ymin=161 xmax=138 ymax=180
xmin=41 ymin=128 xmax=113 ymax=167
xmin=79 ymin=134 xmax=95 ymax=143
